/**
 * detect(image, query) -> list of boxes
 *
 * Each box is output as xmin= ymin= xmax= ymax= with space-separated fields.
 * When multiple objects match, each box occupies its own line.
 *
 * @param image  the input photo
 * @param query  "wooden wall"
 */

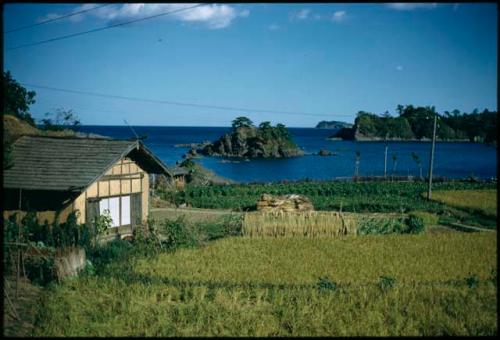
xmin=4 ymin=157 xmax=150 ymax=231
xmin=74 ymin=156 xmax=149 ymax=225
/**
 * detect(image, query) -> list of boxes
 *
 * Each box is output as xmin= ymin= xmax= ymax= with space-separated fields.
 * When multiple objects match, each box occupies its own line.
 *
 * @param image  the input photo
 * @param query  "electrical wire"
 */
xmin=6 ymin=4 xmax=204 ymax=50
xmin=21 ymin=83 xmax=352 ymax=118
xmin=4 ymin=4 xmax=113 ymax=34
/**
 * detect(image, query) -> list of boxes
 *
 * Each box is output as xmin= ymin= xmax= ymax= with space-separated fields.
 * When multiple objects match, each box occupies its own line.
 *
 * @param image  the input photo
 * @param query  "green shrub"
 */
xmin=357 ymin=217 xmax=407 ymax=235
xmin=405 ymin=214 xmax=425 ymax=234
xmin=198 ymin=215 xmax=243 ymax=241
xmin=160 ymin=217 xmax=198 ymax=250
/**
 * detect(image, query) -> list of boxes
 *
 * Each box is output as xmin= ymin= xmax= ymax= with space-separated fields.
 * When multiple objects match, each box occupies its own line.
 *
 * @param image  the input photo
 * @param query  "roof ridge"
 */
xmin=18 ymin=134 xmax=132 ymax=142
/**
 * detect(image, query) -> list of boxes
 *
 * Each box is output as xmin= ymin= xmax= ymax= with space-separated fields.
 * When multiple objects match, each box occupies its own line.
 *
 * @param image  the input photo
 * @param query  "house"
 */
xmin=168 ymin=166 xmax=190 ymax=189
xmin=3 ymin=135 xmax=172 ymax=240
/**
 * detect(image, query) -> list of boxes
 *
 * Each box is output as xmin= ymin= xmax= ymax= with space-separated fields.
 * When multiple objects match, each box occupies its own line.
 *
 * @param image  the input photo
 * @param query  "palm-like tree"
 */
xmin=354 ymin=151 xmax=361 ymax=177
xmin=411 ymin=152 xmax=423 ymax=180
xmin=392 ymin=153 xmax=398 ymax=176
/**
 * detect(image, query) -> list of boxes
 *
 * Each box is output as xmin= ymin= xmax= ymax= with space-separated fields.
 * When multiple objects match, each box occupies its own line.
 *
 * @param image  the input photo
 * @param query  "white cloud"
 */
xmin=289 ymin=8 xmax=311 ymax=21
xmin=386 ymin=3 xmax=438 ymax=11
xmin=41 ymin=3 xmax=249 ymax=29
xmin=314 ymin=14 xmax=322 ymax=20
xmin=331 ymin=11 xmax=346 ymax=23
xmin=396 ymin=65 xmax=404 ymax=71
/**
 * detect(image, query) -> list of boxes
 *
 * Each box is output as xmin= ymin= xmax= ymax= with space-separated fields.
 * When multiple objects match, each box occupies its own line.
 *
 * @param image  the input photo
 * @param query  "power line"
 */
xmin=4 ymin=4 xmax=113 ymax=34
xmin=6 ymin=4 xmax=204 ymax=51
xmin=21 ymin=83 xmax=350 ymax=118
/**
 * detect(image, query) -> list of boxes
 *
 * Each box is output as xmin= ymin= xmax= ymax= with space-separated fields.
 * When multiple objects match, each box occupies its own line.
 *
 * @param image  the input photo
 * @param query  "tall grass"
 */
xmin=34 ymin=233 xmax=497 ymax=336
xmin=431 ymin=189 xmax=497 ymax=218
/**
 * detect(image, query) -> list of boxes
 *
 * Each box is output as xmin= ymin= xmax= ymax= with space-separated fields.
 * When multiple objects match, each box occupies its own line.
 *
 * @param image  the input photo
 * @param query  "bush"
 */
xmin=160 ymin=217 xmax=198 ymax=250
xmin=405 ymin=214 xmax=425 ymax=234
xmin=198 ymin=215 xmax=243 ymax=241
xmin=357 ymin=217 xmax=407 ymax=235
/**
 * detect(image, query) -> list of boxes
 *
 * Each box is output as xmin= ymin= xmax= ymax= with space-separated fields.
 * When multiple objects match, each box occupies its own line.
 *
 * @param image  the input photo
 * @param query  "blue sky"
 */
xmin=3 ymin=3 xmax=497 ymax=127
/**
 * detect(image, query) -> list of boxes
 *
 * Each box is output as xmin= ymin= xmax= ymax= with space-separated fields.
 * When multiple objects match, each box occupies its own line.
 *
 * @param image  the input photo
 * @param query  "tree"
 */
xmin=231 ymin=116 xmax=254 ymax=129
xmin=275 ymin=123 xmax=291 ymax=139
xmin=354 ymin=151 xmax=360 ymax=177
xmin=41 ymin=108 xmax=81 ymax=131
xmin=258 ymin=121 xmax=273 ymax=139
xmin=392 ymin=154 xmax=398 ymax=176
xmin=3 ymin=71 xmax=36 ymax=126
xmin=411 ymin=152 xmax=422 ymax=179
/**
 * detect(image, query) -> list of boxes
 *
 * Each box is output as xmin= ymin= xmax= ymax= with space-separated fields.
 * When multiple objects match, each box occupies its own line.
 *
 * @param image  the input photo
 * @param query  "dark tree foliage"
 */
xmin=231 ymin=116 xmax=254 ymax=129
xmin=3 ymin=138 xmax=14 ymax=170
xmin=352 ymin=105 xmax=496 ymax=145
xmin=41 ymin=108 xmax=81 ymax=132
xmin=3 ymin=71 xmax=36 ymax=126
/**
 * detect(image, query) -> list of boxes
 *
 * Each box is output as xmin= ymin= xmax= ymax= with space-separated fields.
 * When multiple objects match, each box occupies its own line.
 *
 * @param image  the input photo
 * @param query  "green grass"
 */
xmin=34 ymin=233 xmax=497 ymax=336
xmin=431 ymin=189 xmax=497 ymax=218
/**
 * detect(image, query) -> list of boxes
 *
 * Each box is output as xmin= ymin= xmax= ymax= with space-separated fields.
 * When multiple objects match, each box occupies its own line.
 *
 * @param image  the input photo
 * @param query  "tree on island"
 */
xmin=231 ymin=116 xmax=254 ymax=129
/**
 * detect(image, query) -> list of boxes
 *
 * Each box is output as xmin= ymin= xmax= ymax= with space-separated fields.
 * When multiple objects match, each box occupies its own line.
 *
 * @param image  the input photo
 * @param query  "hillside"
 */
xmin=315 ymin=120 xmax=353 ymax=129
xmin=3 ymin=115 xmax=110 ymax=143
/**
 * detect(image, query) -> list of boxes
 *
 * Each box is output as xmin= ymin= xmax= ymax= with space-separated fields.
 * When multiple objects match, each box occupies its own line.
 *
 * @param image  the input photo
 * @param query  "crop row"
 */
xmin=162 ymin=181 xmax=496 ymax=213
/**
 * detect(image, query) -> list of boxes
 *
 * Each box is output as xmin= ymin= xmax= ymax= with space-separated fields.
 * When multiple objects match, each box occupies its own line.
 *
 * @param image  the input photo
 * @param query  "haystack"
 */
xmin=256 ymin=193 xmax=314 ymax=212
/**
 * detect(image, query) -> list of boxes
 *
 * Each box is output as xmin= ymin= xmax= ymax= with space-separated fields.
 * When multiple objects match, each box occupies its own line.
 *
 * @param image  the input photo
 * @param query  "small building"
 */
xmin=168 ymin=166 xmax=190 ymax=190
xmin=3 ymin=136 xmax=172 ymax=240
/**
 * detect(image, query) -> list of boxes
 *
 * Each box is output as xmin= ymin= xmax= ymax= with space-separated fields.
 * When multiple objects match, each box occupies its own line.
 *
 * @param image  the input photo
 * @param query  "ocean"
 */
xmin=78 ymin=126 xmax=497 ymax=183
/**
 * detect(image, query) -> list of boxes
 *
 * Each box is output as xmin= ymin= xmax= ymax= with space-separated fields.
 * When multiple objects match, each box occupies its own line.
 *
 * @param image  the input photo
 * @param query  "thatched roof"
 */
xmin=3 ymin=136 xmax=172 ymax=192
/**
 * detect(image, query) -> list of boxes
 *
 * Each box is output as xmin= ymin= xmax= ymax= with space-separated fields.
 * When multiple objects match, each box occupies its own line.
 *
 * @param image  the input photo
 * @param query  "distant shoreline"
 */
xmin=326 ymin=137 xmax=479 ymax=143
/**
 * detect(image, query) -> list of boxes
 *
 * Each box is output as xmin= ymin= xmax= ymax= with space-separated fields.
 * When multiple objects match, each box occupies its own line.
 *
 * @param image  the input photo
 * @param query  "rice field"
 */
xmin=34 ymin=232 xmax=497 ymax=336
xmin=431 ymin=189 xmax=497 ymax=218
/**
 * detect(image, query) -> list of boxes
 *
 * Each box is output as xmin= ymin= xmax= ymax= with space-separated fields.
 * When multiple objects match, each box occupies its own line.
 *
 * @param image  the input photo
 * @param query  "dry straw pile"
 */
xmin=243 ymin=210 xmax=357 ymax=238
xmin=256 ymin=194 xmax=314 ymax=212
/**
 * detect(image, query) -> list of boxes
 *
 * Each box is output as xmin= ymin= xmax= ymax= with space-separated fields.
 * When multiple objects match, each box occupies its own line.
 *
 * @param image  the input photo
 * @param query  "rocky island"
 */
xmin=315 ymin=120 xmax=353 ymax=129
xmin=196 ymin=117 xmax=304 ymax=158
xmin=329 ymin=105 xmax=497 ymax=145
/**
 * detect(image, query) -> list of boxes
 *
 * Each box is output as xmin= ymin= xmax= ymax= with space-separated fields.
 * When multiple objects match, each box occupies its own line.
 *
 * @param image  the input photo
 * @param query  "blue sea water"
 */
xmin=78 ymin=126 xmax=497 ymax=183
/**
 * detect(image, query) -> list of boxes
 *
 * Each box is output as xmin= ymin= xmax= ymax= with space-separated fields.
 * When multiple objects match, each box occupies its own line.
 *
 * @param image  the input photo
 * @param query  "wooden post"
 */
xmin=16 ymin=189 xmax=22 ymax=298
xmin=427 ymin=115 xmax=438 ymax=200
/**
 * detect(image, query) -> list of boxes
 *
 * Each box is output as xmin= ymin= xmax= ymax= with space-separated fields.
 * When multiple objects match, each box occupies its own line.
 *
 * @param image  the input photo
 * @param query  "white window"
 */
xmin=99 ymin=195 xmax=131 ymax=228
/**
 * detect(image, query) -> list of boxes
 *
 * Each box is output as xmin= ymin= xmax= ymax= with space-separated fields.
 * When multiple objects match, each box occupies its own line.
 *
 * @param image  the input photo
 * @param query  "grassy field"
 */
xmin=431 ymin=189 xmax=497 ymax=218
xmin=34 ymin=232 xmax=497 ymax=336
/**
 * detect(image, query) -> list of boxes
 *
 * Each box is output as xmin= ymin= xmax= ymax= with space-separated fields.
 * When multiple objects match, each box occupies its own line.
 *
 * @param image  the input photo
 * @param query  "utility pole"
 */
xmin=427 ymin=114 xmax=437 ymax=200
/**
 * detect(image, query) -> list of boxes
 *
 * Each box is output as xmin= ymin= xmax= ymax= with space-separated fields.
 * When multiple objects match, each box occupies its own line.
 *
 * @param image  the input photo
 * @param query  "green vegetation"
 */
xmin=199 ymin=117 xmax=303 ymax=158
xmin=34 ymin=233 xmax=497 ymax=336
xmin=333 ymin=105 xmax=497 ymax=145
xmin=3 ymin=70 xmax=36 ymax=126
xmin=163 ymin=180 xmax=495 ymax=214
